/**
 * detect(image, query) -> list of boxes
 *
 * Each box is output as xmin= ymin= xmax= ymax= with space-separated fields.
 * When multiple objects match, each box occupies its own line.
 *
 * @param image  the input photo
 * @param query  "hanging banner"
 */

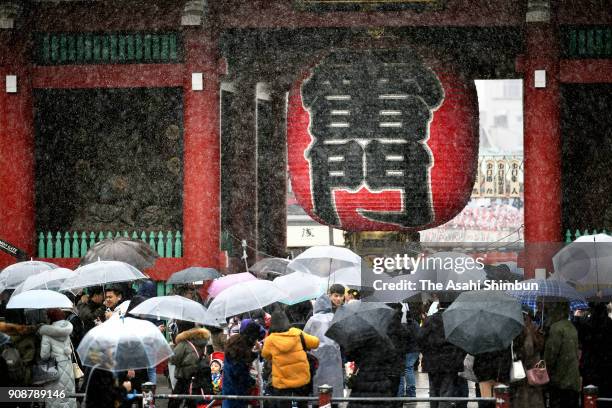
xmin=472 ymin=159 xmax=482 ymax=197
xmin=496 ymin=159 xmax=507 ymax=197
xmin=287 ymin=48 xmax=479 ymax=232
xmin=483 ymin=159 xmax=496 ymax=196
xmin=508 ymin=159 xmax=522 ymax=197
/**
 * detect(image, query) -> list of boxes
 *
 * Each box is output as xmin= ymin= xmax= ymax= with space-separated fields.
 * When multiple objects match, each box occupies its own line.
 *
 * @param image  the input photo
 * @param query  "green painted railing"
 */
xmin=35 ymin=32 xmax=182 ymax=65
xmin=37 ymin=230 xmax=182 ymax=258
xmin=562 ymin=26 xmax=612 ymax=59
xmin=565 ymin=228 xmax=609 ymax=243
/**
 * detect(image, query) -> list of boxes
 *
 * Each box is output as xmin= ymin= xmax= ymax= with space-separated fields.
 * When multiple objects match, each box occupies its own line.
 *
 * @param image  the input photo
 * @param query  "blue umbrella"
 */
xmin=507 ymin=279 xmax=588 ymax=312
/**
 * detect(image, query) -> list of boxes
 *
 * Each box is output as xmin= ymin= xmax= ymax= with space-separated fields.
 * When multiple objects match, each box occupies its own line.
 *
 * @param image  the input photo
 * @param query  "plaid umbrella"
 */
xmin=507 ymin=279 xmax=588 ymax=311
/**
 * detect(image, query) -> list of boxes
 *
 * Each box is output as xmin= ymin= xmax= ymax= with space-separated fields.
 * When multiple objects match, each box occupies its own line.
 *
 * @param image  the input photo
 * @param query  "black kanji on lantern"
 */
xmin=301 ymin=49 xmax=444 ymax=227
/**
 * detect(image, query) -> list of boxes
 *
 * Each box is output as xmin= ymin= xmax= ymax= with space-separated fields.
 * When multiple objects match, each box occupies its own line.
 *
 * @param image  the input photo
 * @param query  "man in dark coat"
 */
xmin=77 ymin=286 xmax=105 ymax=333
xmin=346 ymin=306 xmax=408 ymax=408
xmin=418 ymin=302 xmax=468 ymax=408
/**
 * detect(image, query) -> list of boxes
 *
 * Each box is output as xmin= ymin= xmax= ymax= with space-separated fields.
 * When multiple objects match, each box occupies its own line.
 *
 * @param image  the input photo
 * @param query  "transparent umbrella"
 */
xmin=0 ymin=261 xmax=58 ymax=290
xmin=129 ymin=295 xmax=208 ymax=323
xmin=552 ymin=233 xmax=612 ymax=287
xmin=273 ymin=272 xmax=324 ymax=305
xmin=77 ymin=316 xmax=173 ymax=372
xmin=7 ymin=289 xmax=73 ymax=309
xmin=13 ymin=268 xmax=76 ymax=295
xmin=60 ymin=260 xmax=148 ymax=291
xmin=205 ymin=280 xmax=286 ymax=327
xmin=288 ymin=246 xmax=361 ymax=278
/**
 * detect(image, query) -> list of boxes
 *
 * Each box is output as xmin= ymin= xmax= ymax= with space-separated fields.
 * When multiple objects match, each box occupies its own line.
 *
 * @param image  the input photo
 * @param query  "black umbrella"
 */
xmin=166 ymin=267 xmax=221 ymax=285
xmin=324 ymin=301 xmax=395 ymax=350
xmin=81 ymin=237 xmax=158 ymax=271
xmin=249 ymin=258 xmax=291 ymax=279
xmin=443 ymin=290 xmax=524 ymax=355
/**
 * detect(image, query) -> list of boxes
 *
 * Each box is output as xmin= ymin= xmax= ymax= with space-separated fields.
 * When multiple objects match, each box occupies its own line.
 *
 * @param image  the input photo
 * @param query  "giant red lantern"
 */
xmin=287 ymin=49 xmax=479 ymax=231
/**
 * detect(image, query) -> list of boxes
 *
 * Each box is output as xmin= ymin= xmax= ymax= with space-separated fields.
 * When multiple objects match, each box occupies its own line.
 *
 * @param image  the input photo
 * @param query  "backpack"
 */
xmin=1 ymin=344 xmax=26 ymax=383
xmin=187 ymin=341 xmax=213 ymax=395
xmin=299 ymin=333 xmax=319 ymax=384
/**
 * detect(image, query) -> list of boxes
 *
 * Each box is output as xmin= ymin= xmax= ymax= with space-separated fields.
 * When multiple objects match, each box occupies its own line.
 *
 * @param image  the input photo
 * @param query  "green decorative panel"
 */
xmin=35 ymin=32 xmax=182 ymax=65
xmin=562 ymin=26 xmax=612 ymax=59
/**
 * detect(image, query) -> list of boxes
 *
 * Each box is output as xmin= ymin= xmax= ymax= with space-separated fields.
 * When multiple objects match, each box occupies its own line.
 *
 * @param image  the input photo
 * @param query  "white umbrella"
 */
xmin=77 ymin=317 xmax=173 ymax=372
xmin=13 ymin=268 xmax=76 ymax=295
xmin=273 ymin=272 xmax=324 ymax=305
xmin=205 ymin=280 xmax=286 ymax=327
xmin=7 ymin=289 xmax=73 ymax=309
xmin=288 ymin=246 xmax=361 ymax=278
xmin=60 ymin=260 xmax=148 ymax=291
xmin=0 ymin=261 xmax=59 ymax=290
xmin=129 ymin=295 xmax=208 ymax=323
xmin=552 ymin=233 xmax=612 ymax=287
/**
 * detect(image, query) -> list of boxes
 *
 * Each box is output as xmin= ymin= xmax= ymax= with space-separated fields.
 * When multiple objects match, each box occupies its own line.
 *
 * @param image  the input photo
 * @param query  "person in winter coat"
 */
xmin=544 ymin=302 xmax=581 ymax=408
xmin=303 ymin=295 xmax=344 ymax=406
xmin=473 ymin=348 xmax=512 ymax=408
xmin=579 ymin=302 xmax=612 ymax=408
xmin=418 ymin=302 xmax=468 ymax=408
xmin=222 ymin=332 xmax=258 ymax=408
xmin=262 ymin=311 xmax=320 ymax=408
xmin=0 ymin=317 xmax=38 ymax=385
xmin=168 ymin=322 xmax=211 ymax=408
xmin=345 ymin=305 xmax=408 ymax=408
xmin=77 ymin=286 xmax=106 ymax=332
xmin=38 ymin=308 xmax=76 ymax=408
xmin=510 ymin=309 xmax=545 ymax=408
xmin=398 ymin=303 xmax=421 ymax=398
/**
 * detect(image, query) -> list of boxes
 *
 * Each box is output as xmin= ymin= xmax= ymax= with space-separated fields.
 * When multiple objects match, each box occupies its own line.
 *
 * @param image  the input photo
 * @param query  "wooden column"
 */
xmin=521 ymin=2 xmax=562 ymax=278
xmin=257 ymin=87 xmax=288 ymax=258
xmin=182 ymin=28 xmax=221 ymax=268
xmin=0 ymin=29 xmax=35 ymax=267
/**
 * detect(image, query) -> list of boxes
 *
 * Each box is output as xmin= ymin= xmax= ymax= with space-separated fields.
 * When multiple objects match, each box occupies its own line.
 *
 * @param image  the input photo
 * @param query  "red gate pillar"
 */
xmin=520 ymin=3 xmax=562 ymax=278
xmin=182 ymin=28 xmax=221 ymax=268
xmin=0 ymin=30 xmax=35 ymax=267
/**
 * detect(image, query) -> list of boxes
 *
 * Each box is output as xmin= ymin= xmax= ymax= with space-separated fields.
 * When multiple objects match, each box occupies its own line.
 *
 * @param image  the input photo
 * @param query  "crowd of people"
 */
xmin=1 ymin=280 xmax=611 ymax=408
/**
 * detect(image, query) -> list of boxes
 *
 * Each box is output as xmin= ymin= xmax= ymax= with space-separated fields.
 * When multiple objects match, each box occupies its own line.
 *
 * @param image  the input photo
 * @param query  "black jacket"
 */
xmin=418 ymin=311 xmax=466 ymax=374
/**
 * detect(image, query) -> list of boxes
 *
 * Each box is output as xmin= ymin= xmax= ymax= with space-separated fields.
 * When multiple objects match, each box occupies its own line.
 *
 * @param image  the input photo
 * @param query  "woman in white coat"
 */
xmin=38 ymin=308 xmax=77 ymax=408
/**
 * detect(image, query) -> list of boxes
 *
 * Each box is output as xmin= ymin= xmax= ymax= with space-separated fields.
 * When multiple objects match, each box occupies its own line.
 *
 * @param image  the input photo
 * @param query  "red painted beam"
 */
xmin=560 ymin=60 xmax=612 ymax=83
xmin=32 ymin=64 xmax=184 ymax=89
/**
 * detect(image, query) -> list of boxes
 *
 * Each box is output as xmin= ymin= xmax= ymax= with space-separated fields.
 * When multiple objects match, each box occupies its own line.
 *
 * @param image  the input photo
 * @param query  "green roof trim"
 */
xmin=35 ymin=32 xmax=183 ymax=65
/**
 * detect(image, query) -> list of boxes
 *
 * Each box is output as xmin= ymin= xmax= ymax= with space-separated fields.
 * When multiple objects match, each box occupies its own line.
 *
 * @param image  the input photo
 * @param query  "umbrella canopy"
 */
xmin=7 ymin=289 xmax=73 ymax=309
xmin=167 ymin=267 xmax=221 ymax=285
xmin=507 ymin=278 xmax=588 ymax=312
xmin=443 ymin=291 xmax=524 ymax=355
xmin=77 ymin=317 xmax=173 ymax=372
xmin=273 ymin=272 xmax=324 ymax=305
xmin=580 ymin=288 xmax=612 ymax=302
xmin=552 ymin=233 xmax=612 ymax=287
xmin=207 ymin=272 xmax=257 ymax=298
xmin=129 ymin=295 xmax=208 ymax=323
xmin=80 ymin=237 xmax=159 ymax=271
xmin=205 ymin=280 xmax=286 ymax=327
xmin=250 ymin=258 xmax=296 ymax=279
xmin=13 ymin=268 xmax=76 ymax=295
xmin=60 ymin=260 xmax=148 ymax=291
xmin=0 ymin=261 xmax=59 ymax=290
xmin=325 ymin=301 xmax=395 ymax=350
xmin=288 ymin=246 xmax=361 ymax=278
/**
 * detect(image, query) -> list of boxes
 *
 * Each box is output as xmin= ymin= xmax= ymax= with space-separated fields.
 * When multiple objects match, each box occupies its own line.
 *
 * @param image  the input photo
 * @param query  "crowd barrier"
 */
xmin=69 ymin=384 xmax=609 ymax=408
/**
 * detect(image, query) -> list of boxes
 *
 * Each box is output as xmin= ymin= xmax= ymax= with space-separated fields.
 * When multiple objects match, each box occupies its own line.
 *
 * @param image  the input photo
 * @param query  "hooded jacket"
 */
xmin=169 ymin=327 xmax=211 ymax=379
xmin=261 ymin=327 xmax=319 ymax=389
xmin=39 ymin=320 xmax=76 ymax=408
xmin=544 ymin=305 xmax=581 ymax=392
